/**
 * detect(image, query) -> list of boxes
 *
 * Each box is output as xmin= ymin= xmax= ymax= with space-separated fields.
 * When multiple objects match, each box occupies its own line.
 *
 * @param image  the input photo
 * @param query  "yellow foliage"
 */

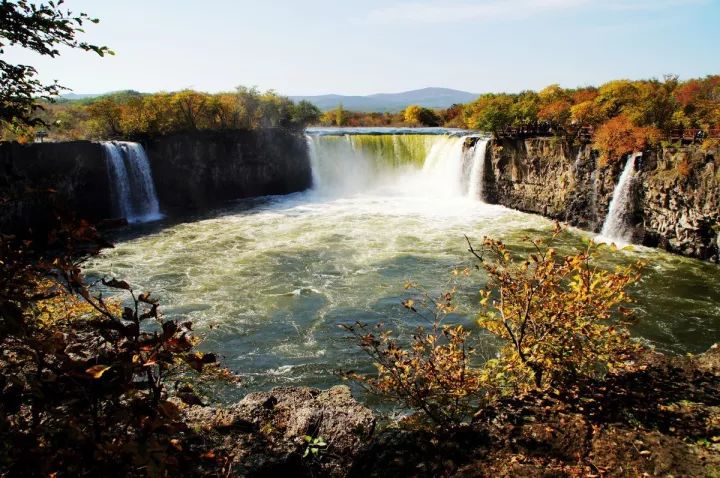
xmin=475 ymin=228 xmax=644 ymax=390
xmin=349 ymin=227 xmax=644 ymax=426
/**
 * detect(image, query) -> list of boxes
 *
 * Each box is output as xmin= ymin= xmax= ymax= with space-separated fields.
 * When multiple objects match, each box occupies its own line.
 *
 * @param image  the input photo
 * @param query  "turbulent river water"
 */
xmin=87 ymin=128 xmax=720 ymax=403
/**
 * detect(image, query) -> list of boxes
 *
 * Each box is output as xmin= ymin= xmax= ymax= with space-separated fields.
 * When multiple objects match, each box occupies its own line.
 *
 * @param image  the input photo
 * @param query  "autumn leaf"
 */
xmin=85 ymin=364 xmax=112 ymax=379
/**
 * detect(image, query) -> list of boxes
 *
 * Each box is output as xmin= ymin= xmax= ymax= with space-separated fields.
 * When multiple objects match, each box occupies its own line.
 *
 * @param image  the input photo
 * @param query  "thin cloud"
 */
xmin=366 ymin=0 xmax=707 ymax=24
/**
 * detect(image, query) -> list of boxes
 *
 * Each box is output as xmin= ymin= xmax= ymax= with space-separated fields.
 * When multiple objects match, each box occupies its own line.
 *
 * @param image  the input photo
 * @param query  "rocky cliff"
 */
xmin=138 ymin=129 xmax=312 ymax=213
xmin=476 ymin=137 xmax=720 ymax=261
xmin=0 ymin=141 xmax=112 ymax=236
xmin=0 ymin=129 xmax=312 ymax=235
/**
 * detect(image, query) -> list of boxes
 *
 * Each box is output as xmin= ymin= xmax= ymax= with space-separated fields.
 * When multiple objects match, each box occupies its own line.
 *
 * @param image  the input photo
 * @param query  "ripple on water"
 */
xmin=87 ymin=192 xmax=720 ymax=398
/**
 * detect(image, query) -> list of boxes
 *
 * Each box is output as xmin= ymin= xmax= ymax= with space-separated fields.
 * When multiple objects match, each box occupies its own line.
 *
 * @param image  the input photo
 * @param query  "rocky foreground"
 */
xmin=182 ymin=344 xmax=720 ymax=477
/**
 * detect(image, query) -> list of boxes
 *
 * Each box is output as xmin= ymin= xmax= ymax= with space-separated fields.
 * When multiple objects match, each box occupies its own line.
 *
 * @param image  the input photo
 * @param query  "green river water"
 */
xmin=87 ymin=129 xmax=720 ymax=404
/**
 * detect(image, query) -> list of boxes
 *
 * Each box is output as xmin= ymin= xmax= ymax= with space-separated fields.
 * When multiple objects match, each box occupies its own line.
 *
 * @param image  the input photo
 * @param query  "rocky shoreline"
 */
xmin=182 ymin=344 xmax=720 ymax=477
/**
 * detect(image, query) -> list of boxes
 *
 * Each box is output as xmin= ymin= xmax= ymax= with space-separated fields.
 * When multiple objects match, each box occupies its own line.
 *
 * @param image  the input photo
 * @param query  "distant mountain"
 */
xmin=59 ymin=93 xmax=103 ymax=101
xmin=290 ymin=87 xmax=479 ymax=112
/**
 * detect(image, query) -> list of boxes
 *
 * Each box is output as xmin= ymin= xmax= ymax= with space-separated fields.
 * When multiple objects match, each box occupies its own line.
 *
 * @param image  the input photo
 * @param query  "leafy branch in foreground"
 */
xmin=347 ymin=226 xmax=644 ymax=428
xmin=344 ymin=274 xmax=492 ymax=428
xmin=0 ymin=217 xmax=235 ymax=476
xmin=0 ymin=0 xmax=113 ymax=129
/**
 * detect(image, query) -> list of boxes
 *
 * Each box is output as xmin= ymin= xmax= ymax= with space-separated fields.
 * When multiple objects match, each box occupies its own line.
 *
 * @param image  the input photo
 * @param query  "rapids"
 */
xmin=87 ymin=128 xmax=720 ymax=402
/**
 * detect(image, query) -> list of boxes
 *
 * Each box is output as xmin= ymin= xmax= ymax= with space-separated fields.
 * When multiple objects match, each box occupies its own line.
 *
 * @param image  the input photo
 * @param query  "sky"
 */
xmin=4 ymin=0 xmax=720 ymax=96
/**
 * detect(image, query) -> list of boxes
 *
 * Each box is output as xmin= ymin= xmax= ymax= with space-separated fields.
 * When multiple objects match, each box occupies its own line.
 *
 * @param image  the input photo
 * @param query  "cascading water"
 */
xmin=305 ymin=128 xmax=489 ymax=199
xmin=89 ymin=129 xmax=720 ymax=397
xmin=599 ymin=152 xmax=641 ymax=244
xmin=466 ymin=139 xmax=489 ymax=201
xmin=102 ymin=141 xmax=162 ymax=223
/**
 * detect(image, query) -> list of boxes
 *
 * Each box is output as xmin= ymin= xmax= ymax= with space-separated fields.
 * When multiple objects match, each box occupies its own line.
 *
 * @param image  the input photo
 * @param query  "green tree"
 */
xmin=510 ymin=90 xmax=540 ymax=126
xmin=291 ymin=100 xmax=321 ymax=128
xmin=463 ymin=94 xmax=515 ymax=132
xmin=0 ymin=0 xmax=112 ymax=129
xmin=403 ymin=104 xmax=440 ymax=126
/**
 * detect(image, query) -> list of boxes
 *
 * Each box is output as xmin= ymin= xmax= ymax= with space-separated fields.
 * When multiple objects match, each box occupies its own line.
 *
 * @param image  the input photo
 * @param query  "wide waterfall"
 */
xmin=599 ymin=152 xmax=641 ymax=244
xmin=102 ymin=141 xmax=162 ymax=223
xmin=89 ymin=130 xmax=720 ymax=397
xmin=305 ymin=128 xmax=490 ymax=199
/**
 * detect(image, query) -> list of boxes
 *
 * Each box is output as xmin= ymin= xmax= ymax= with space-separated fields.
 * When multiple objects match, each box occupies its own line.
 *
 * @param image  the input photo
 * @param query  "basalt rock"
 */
xmin=0 ymin=129 xmax=312 ymax=236
xmin=137 ymin=129 xmax=312 ymax=214
xmin=484 ymin=137 xmax=720 ymax=261
xmin=0 ymin=141 xmax=112 ymax=237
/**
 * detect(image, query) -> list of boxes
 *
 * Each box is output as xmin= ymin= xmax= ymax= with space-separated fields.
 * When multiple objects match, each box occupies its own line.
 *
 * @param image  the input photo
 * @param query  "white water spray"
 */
xmin=305 ymin=129 xmax=490 ymax=200
xmin=599 ymin=152 xmax=641 ymax=244
xmin=467 ymin=139 xmax=489 ymax=201
xmin=102 ymin=141 xmax=162 ymax=223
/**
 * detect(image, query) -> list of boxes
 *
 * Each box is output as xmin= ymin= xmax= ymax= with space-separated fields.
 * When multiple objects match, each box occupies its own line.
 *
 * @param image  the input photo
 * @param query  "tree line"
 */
xmin=1 ymin=87 xmax=321 ymax=141
xmin=318 ymin=75 xmax=719 ymax=164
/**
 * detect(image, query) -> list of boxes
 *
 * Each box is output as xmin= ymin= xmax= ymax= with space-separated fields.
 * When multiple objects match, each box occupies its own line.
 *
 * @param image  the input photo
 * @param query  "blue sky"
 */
xmin=5 ymin=0 xmax=719 ymax=95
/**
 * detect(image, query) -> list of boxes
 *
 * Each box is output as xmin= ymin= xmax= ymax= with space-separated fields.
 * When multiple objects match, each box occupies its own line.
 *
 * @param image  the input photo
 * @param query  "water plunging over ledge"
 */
xmin=102 ymin=141 xmax=163 ymax=223
xmin=88 ymin=129 xmax=720 ymax=401
xmin=598 ymin=152 xmax=642 ymax=245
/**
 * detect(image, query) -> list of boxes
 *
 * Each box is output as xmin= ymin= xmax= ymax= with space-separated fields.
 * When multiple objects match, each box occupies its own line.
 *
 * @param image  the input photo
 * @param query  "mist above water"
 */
xmin=89 ymin=129 xmax=720 ymax=402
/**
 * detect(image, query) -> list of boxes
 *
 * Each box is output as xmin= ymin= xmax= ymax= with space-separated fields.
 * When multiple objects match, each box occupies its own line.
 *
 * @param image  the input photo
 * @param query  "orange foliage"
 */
xmin=593 ymin=114 xmax=662 ymax=165
xmin=538 ymin=100 xmax=572 ymax=127
xmin=677 ymin=158 xmax=692 ymax=177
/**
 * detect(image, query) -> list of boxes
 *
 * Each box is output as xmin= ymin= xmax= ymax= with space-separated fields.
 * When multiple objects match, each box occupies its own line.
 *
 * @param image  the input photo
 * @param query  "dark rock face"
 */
xmin=484 ymin=138 xmax=720 ymax=261
xmin=139 ymin=129 xmax=312 ymax=214
xmin=0 ymin=141 xmax=112 ymax=235
xmin=0 ymin=129 xmax=312 ymax=235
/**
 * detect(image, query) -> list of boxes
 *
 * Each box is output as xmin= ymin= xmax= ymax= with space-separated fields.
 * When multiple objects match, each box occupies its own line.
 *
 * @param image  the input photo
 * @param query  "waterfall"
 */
xmin=599 ymin=152 xmax=641 ymax=244
xmin=467 ymin=139 xmax=489 ymax=201
xmin=102 ymin=141 xmax=162 ymax=223
xmin=420 ymin=135 xmax=467 ymax=197
xmin=305 ymin=130 xmax=489 ymax=200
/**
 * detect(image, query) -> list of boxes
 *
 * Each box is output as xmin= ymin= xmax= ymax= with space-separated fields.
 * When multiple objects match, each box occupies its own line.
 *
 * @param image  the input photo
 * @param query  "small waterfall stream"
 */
xmin=599 ymin=152 xmax=641 ymax=244
xmin=102 ymin=141 xmax=162 ymax=223
xmin=467 ymin=139 xmax=489 ymax=201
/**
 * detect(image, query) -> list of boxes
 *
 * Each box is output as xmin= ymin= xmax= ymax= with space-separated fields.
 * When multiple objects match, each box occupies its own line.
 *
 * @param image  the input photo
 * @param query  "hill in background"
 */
xmin=290 ymin=87 xmax=479 ymax=112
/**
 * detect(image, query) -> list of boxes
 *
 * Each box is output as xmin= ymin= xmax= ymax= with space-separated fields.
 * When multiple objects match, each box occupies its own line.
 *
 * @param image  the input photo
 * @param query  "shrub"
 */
xmin=344 ymin=276 xmax=488 ymax=428
xmin=470 ymin=228 xmax=644 ymax=391
xmin=0 ymin=217 xmax=234 ymax=476
xmin=348 ymin=227 xmax=643 ymax=427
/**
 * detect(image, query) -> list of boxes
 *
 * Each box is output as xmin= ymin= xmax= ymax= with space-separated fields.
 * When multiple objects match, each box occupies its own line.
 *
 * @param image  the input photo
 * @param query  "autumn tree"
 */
xmin=593 ymin=114 xmax=662 ymax=165
xmin=403 ymin=104 xmax=440 ymax=126
xmin=440 ymin=103 xmax=464 ymax=128
xmin=463 ymin=94 xmax=515 ymax=132
xmin=510 ymin=90 xmax=540 ymax=126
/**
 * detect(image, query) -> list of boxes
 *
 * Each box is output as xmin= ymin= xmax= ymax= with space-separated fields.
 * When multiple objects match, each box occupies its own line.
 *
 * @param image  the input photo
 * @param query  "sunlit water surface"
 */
xmin=87 ymin=130 xmax=720 ymax=404
xmin=87 ymin=192 xmax=720 ymax=403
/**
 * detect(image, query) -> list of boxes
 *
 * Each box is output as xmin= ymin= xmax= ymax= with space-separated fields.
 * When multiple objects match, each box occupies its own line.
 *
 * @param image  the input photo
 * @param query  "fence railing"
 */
xmin=496 ymin=124 xmax=720 ymax=143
